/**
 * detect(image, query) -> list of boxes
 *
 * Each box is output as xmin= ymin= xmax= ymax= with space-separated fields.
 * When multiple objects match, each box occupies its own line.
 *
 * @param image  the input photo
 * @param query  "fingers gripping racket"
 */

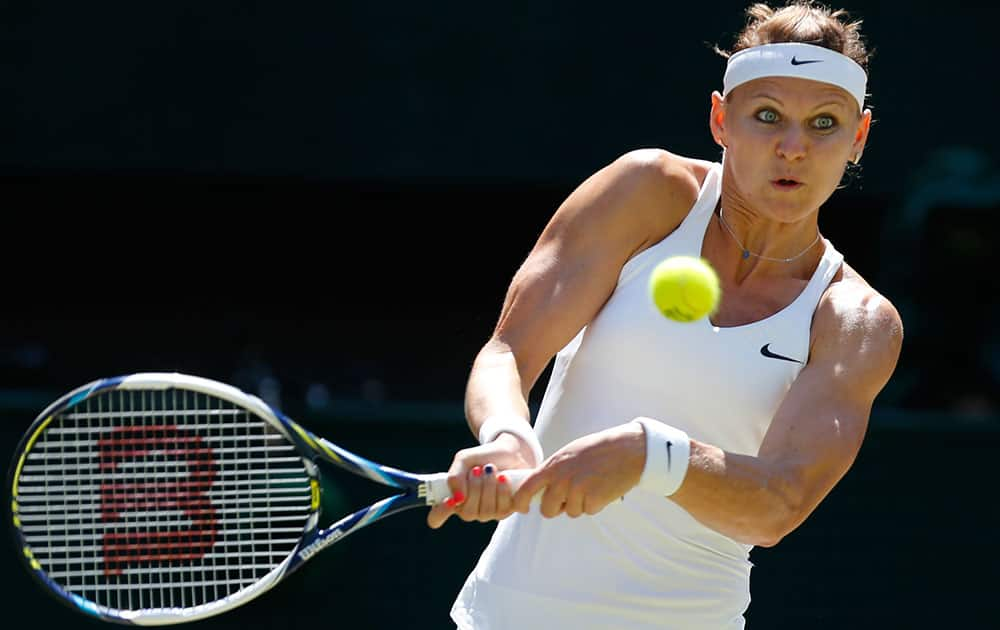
xmin=8 ymin=373 xmax=530 ymax=625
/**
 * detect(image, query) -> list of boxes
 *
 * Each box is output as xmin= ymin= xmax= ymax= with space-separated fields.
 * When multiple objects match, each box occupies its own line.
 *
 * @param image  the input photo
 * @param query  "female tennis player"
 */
xmin=430 ymin=2 xmax=903 ymax=628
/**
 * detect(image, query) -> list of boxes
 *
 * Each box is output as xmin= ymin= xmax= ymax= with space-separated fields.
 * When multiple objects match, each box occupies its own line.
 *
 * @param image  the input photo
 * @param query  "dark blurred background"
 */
xmin=2 ymin=1 xmax=998 ymax=628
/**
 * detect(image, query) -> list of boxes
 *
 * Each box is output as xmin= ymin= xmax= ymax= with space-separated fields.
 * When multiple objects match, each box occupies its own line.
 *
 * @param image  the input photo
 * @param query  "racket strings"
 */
xmin=15 ymin=388 xmax=313 ymax=614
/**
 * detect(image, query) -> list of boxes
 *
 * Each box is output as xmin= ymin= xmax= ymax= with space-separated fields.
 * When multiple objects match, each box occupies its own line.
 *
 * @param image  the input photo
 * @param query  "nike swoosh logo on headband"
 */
xmin=790 ymin=57 xmax=823 ymax=66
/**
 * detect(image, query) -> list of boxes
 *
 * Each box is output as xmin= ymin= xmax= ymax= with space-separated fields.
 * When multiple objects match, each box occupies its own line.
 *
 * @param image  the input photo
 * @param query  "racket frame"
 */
xmin=8 ymin=373 xmax=452 ymax=625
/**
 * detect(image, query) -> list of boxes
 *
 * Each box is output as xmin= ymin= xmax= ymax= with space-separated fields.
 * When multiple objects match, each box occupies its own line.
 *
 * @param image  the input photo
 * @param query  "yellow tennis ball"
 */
xmin=648 ymin=256 xmax=721 ymax=322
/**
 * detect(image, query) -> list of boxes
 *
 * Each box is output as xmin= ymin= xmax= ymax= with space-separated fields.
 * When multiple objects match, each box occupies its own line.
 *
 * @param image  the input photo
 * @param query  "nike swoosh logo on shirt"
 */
xmin=760 ymin=344 xmax=804 ymax=364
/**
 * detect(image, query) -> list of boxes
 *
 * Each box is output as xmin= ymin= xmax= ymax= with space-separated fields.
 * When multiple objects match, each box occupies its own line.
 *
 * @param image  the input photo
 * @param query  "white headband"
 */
xmin=723 ymin=42 xmax=867 ymax=112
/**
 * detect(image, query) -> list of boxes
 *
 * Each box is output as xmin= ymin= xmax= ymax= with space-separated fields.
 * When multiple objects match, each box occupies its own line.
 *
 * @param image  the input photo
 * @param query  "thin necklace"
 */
xmin=717 ymin=207 xmax=821 ymax=263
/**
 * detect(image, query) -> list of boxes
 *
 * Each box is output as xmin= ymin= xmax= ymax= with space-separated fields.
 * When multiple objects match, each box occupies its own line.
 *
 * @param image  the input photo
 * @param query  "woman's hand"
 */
xmin=426 ymin=433 xmax=536 ymax=529
xmin=511 ymin=422 xmax=645 ymax=518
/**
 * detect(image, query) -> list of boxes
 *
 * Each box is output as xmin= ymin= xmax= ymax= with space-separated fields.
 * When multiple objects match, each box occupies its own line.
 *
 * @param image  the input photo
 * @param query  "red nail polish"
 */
xmin=453 ymin=490 xmax=465 ymax=503
xmin=471 ymin=466 xmax=483 ymax=477
xmin=445 ymin=497 xmax=457 ymax=507
xmin=497 ymin=474 xmax=508 ymax=484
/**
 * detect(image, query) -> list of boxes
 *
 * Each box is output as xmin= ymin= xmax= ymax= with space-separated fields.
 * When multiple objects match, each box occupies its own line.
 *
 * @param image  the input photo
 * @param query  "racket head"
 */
xmin=8 ymin=373 xmax=322 ymax=625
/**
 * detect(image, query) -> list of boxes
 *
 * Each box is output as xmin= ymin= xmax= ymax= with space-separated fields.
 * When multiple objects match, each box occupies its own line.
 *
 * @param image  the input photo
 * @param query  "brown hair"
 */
xmin=716 ymin=1 xmax=872 ymax=72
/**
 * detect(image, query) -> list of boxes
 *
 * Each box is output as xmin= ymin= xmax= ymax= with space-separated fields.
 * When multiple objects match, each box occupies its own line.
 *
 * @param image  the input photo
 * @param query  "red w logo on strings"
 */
xmin=99 ymin=426 xmax=218 ymax=576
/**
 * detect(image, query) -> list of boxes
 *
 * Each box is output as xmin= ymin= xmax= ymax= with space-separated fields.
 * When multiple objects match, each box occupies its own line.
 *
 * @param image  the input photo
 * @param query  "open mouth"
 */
xmin=772 ymin=178 xmax=802 ymax=189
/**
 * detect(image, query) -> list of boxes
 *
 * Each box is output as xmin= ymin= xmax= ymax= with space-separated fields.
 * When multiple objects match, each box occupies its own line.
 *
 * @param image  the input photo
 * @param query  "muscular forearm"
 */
xmin=464 ymin=342 xmax=531 ymax=433
xmin=511 ymin=419 xmax=807 ymax=537
xmin=669 ymin=440 xmax=803 ymax=547
xmin=461 ymin=341 xmax=545 ymax=466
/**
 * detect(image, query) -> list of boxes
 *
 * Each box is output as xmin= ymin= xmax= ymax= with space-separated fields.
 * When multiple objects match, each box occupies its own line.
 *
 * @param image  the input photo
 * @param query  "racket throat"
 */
xmin=418 ymin=472 xmax=452 ymax=505
xmin=297 ymin=529 xmax=345 ymax=562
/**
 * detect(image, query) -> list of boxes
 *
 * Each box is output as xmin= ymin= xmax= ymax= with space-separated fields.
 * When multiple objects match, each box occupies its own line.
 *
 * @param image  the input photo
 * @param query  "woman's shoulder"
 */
xmin=822 ymin=262 xmax=888 ymax=309
xmin=600 ymin=149 xmax=717 ymax=231
xmin=610 ymin=148 xmax=714 ymax=195
xmin=542 ymin=149 xmax=718 ymax=266
xmin=811 ymin=261 xmax=904 ymax=357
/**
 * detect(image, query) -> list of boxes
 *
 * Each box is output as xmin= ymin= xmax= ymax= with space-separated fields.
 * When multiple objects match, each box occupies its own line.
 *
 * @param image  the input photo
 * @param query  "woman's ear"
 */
xmin=852 ymin=109 xmax=872 ymax=164
xmin=710 ymin=91 xmax=727 ymax=148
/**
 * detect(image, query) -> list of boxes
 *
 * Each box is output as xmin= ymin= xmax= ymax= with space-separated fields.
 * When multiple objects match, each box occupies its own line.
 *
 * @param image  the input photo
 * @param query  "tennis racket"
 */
xmin=8 ymin=372 xmax=531 ymax=625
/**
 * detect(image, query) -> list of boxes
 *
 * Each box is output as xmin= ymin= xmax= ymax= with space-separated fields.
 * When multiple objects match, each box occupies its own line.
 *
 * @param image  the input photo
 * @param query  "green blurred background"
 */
xmin=3 ymin=1 xmax=998 ymax=627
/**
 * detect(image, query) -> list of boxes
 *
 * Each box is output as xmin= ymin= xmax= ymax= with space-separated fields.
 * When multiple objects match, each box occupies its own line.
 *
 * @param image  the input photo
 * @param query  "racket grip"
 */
xmin=423 ymin=468 xmax=537 ymax=506
xmin=503 ymin=469 xmax=543 ymax=507
xmin=498 ymin=468 xmax=532 ymax=491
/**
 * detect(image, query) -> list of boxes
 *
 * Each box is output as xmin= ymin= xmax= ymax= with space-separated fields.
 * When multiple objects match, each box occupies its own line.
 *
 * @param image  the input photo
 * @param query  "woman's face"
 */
xmin=710 ymin=76 xmax=871 ymax=222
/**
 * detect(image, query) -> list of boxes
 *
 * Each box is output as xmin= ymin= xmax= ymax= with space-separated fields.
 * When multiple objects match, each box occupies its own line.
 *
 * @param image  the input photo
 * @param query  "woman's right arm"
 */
xmin=427 ymin=149 xmax=701 ymax=529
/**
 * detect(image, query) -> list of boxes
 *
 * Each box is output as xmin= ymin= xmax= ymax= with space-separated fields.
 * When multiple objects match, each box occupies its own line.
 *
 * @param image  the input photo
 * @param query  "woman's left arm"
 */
xmin=669 ymin=287 xmax=904 ymax=546
xmin=512 ymin=284 xmax=904 ymax=547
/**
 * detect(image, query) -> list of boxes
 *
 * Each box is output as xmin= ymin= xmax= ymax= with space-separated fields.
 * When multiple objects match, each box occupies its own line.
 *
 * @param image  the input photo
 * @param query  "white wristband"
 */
xmin=478 ymin=415 xmax=544 ymax=467
xmin=633 ymin=417 xmax=690 ymax=497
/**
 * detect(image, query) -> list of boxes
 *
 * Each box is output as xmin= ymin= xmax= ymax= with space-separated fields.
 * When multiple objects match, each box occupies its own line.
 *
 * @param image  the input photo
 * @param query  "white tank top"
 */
xmin=451 ymin=161 xmax=844 ymax=630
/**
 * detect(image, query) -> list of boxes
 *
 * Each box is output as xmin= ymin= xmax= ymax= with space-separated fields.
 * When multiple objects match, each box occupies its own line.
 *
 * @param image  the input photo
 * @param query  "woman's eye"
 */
xmin=813 ymin=115 xmax=836 ymax=130
xmin=756 ymin=109 xmax=779 ymax=123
